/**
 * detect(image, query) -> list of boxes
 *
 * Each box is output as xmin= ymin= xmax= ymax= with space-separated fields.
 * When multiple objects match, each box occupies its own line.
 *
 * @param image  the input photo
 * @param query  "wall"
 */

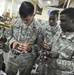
xmin=69 ymin=1 xmax=74 ymax=7
xmin=35 ymin=7 xmax=63 ymax=21
xmin=0 ymin=0 xmax=6 ymax=16
xmin=0 ymin=0 xmax=21 ymax=17
xmin=11 ymin=0 xmax=20 ymax=18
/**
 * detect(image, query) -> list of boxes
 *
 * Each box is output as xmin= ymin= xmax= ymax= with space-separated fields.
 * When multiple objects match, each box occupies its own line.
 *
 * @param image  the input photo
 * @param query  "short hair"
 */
xmin=19 ymin=1 xmax=34 ymax=18
xmin=60 ymin=8 xmax=74 ymax=19
xmin=50 ymin=10 xmax=59 ymax=17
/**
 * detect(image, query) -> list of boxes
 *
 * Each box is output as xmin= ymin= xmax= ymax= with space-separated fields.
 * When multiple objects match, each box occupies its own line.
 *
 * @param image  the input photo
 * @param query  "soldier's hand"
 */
xmin=12 ymin=41 xmax=20 ymax=49
xmin=44 ymin=42 xmax=52 ymax=50
xmin=18 ymin=44 xmax=32 ymax=53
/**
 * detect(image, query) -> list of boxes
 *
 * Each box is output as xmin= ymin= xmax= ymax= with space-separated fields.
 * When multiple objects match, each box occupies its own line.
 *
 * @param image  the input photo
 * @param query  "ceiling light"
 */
xmin=47 ymin=1 xmax=51 ymax=4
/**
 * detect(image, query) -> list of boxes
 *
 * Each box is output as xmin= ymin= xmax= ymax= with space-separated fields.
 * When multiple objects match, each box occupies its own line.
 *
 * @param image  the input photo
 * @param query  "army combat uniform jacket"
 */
xmin=0 ymin=26 xmax=10 ymax=74
xmin=36 ymin=21 xmax=61 ymax=75
xmin=52 ymin=32 xmax=74 ymax=75
xmin=7 ymin=18 xmax=43 ymax=75
xmin=40 ymin=21 xmax=61 ymax=44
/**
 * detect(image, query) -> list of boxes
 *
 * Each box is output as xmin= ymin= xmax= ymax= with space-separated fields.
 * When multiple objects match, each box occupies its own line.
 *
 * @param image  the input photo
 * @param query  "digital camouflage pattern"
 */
xmin=36 ymin=21 xmax=61 ymax=75
xmin=0 ymin=26 xmax=10 ymax=74
xmin=52 ymin=32 xmax=74 ymax=75
xmin=7 ymin=18 xmax=43 ymax=75
xmin=0 ymin=26 xmax=10 ymax=55
xmin=41 ymin=21 xmax=61 ymax=44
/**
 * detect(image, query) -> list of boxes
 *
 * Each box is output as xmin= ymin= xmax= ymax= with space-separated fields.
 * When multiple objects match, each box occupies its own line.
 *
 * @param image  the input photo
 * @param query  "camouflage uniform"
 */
xmin=36 ymin=21 xmax=61 ymax=75
xmin=36 ymin=19 xmax=46 ymax=26
xmin=2 ymin=27 xmax=10 ymax=52
xmin=6 ymin=18 xmax=43 ymax=75
xmin=2 ymin=27 xmax=10 ymax=68
xmin=41 ymin=21 xmax=61 ymax=44
xmin=0 ymin=26 xmax=10 ymax=73
xmin=52 ymin=32 xmax=74 ymax=75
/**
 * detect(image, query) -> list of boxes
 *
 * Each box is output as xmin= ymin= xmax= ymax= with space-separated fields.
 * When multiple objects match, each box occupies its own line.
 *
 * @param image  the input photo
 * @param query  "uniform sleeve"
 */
xmin=31 ymin=27 xmax=44 ymax=57
xmin=7 ymin=21 xmax=17 ymax=49
xmin=56 ymin=58 xmax=74 ymax=71
xmin=56 ymin=47 xmax=74 ymax=71
xmin=0 ymin=27 xmax=10 ymax=52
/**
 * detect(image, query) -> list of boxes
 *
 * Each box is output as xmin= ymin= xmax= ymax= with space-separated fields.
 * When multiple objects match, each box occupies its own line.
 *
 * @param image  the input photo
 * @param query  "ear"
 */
xmin=33 ymin=14 xmax=35 ymax=16
xmin=71 ymin=19 xmax=74 ymax=23
xmin=0 ymin=52 xmax=3 ymax=55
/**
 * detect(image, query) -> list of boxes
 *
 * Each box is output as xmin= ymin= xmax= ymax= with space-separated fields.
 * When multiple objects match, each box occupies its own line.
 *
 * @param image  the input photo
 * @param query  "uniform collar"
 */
xmin=61 ymin=32 xmax=74 ymax=40
xmin=21 ymin=18 xmax=35 ymax=26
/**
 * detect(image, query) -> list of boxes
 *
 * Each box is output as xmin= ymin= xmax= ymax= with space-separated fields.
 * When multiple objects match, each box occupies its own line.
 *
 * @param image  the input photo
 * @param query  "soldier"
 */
xmin=52 ymin=8 xmax=74 ymax=75
xmin=6 ymin=1 xmax=43 ymax=75
xmin=43 ymin=10 xmax=61 ymax=44
xmin=39 ymin=10 xmax=61 ymax=52
xmin=0 ymin=26 xmax=10 ymax=75
xmin=36 ymin=10 xmax=61 ymax=75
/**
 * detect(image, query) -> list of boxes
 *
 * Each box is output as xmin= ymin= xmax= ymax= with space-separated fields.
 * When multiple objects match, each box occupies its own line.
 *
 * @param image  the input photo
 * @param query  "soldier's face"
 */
xmin=60 ymin=14 xmax=73 ymax=32
xmin=49 ymin=14 xmax=58 ymax=26
xmin=21 ymin=14 xmax=35 ymax=25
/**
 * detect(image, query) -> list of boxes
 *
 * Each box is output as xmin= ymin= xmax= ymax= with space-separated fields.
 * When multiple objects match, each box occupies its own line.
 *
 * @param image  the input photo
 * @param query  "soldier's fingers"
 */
xmin=18 ymin=47 xmax=26 ymax=51
xmin=44 ymin=45 xmax=48 ymax=48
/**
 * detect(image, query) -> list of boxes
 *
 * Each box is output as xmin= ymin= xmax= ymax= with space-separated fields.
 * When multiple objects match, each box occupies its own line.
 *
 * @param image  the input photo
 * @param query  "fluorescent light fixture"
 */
xmin=38 ymin=0 xmax=58 ymax=8
xmin=47 ymin=1 xmax=51 ymax=4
